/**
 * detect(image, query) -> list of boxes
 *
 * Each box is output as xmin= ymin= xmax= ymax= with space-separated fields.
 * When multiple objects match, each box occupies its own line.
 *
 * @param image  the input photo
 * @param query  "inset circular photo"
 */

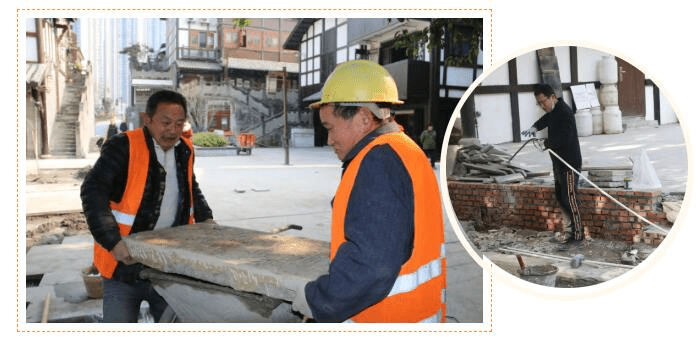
xmin=443 ymin=45 xmax=686 ymax=288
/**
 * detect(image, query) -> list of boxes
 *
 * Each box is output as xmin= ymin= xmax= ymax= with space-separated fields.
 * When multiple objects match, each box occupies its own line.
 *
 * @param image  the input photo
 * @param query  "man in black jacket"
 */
xmin=522 ymin=84 xmax=586 ymax=247
xmin=81 ymin=90 xmax=214 ymax=322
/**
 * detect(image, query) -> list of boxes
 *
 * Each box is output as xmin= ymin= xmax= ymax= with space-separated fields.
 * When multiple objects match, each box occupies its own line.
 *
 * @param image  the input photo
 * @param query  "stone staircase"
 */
xmin=48 ymin=72 xmax=85 ymax=158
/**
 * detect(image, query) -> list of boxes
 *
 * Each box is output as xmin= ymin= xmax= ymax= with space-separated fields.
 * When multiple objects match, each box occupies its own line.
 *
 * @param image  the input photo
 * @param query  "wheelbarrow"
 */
xmin=237 ymin=132 xmax=256 ymax=155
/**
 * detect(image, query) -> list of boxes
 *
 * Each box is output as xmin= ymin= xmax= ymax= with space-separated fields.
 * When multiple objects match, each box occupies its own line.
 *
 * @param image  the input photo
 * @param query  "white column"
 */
xmin=598 ymin=55 xmax=623 ymax=134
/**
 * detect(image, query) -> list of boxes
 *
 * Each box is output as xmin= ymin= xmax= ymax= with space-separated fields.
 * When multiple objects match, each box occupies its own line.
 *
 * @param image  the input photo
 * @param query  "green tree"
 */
xmin=232 ymin=19 xmax=251 ymax=28
xmin=393 ymin=18 xmax=483 ymax=67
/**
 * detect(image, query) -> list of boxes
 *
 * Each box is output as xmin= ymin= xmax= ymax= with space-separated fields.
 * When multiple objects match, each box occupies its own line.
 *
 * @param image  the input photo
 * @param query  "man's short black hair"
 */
xmin=533 ymin=84 xmax=556 ymax=98
xmin=145 ymin=90 xmax=187 ymax=118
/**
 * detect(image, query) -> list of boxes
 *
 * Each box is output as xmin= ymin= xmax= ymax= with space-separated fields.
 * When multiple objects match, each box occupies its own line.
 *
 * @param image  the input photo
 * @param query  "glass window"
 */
xmin=313 ymin=19 xmax=323 ymax=35
xmin=337 ymin=24 xmax=347 ymax=47
xmin=307 ymin=39 xmax=313 ymax=58
xmin=26 ymin=36 xmax=38 ymax=62
xmin=307 ymin=25 xmax=313 ymax=37
xmin=26 ymin=18 xmax=37 ymax=33
xmin=313 ymin=56 xmax=320 ymax=70
xmin=349 ymin=44 xmax=360 ymax=60
xmin=313 ymin=70 xmax=320 ymax=85
xmin=325 ymin=18 xmax=336 ymax=29
xmin=207 ymin=32 xmax=215 ymax=48
xmin=301 ymin=41 xmax=307 ymax=60
xmin=313 ymin=36 xmax=321 ymax=56
xmin=265 ymin=33 xmax=279 ymax=49
xmin=179 ymin=30 xmax=189 ymax=47
xmin=337 ymin=18 xmax=347 ymax=25
xmin=336 ymin=47 xmax=347 ymax=64
xmin=301 ymin=73 xmax=306 ymax=87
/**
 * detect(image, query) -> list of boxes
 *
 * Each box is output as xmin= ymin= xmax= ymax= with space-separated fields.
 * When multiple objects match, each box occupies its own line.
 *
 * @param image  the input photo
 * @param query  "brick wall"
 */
xmin=447 ymin=181 xmax=671 ymax=242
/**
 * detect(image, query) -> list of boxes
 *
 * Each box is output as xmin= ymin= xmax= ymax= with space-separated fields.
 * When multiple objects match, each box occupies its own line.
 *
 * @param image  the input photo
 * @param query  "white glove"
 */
xmin=521 ymin=127 xmax=537 ymax=137
xmin=291 ymin=282 xmax=314 ymax=320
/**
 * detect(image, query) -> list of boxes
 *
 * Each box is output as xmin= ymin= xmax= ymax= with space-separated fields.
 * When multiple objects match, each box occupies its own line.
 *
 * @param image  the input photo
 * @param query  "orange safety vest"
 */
xmin=330 ymin=132 xmax=447 ymax=323
xmin=93 ymin=128 xmax=195 ymax=279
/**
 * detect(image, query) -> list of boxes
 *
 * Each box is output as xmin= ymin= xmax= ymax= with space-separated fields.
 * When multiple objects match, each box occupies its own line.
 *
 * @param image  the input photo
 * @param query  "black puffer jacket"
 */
xmin=532 ymin=98 xmax=583 ymax=172
xmin=81 ymin=127 xmax=213 ymax=282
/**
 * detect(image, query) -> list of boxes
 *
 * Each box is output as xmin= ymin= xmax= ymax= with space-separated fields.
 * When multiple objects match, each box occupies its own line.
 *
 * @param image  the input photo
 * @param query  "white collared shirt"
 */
xmin=153 ymin=138 xmax=180 ymax=229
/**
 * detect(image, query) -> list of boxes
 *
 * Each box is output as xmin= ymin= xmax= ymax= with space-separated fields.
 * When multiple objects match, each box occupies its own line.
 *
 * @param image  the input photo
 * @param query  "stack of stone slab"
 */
xmin=25 ymin=234 xmax=103 ymax=323
xmin=448 ymin=142 xmax=536 ymax=184
xmin=584 ymin=161 xmax=633 ymax=188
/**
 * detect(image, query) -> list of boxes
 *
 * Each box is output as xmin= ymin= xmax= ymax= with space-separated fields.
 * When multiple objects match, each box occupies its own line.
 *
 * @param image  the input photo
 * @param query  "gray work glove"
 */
xmin=291 ymin=282 xmax=314 ymax=320
xmin=521 ymin=127 xmax=537 ymax=137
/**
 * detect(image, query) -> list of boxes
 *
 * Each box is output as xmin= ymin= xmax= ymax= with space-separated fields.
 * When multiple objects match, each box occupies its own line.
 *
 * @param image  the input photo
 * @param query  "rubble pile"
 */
xmin=460 ymin=221 xmax=656 ymax=266
xmin=449 ymin=142 xmax=539 ymax=184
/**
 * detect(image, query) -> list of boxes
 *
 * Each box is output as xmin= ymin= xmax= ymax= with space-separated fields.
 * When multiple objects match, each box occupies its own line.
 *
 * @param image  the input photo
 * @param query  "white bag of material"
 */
xmin=630 ymin=149 xmax=662 ymax=190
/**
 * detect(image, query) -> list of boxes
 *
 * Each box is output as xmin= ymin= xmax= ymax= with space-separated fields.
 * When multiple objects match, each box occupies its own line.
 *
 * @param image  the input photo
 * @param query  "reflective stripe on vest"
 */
xmin=93 ymin=129 xmax=195 ymax=279
xmin=387 ymin=244 xmax=446 ymax=297
xmin=330 ymin=132 xmax=447 ymax=323
xmin=111 ymin=209 xmax=136 ymax=227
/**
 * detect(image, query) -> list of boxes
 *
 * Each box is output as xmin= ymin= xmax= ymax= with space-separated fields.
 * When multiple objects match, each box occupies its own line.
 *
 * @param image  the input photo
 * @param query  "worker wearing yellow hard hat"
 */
xmin=293 ymin=60 xmax=447 ymax=323
xmin=309 ymin=59 xmax=404 ymax=116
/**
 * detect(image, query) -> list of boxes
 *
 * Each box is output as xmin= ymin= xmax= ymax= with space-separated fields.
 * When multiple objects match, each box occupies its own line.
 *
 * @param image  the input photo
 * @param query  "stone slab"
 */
xmin=26 ymin=240 xmax=93 ymax=276
xmin=593 ymin=181 xmax=626 ymax=188
xmin=589 ymin=175 xmax=633 ymax=182
xmin=147 ymin=275 xmax=301 ymax=323
xmin=62 ymin=233 xmax=94 ymax=244
xmin=663 ymin=201 xmax=682 ymax=223
xmin=588 ymin=169 xmax=633 ymax=177
xmin=26 ymin=286 xmax=102 ymax=323
xmin=53 ymin=281 xmax=89 ymax=304
xmin=124 ymin=223 xmax=330 ymax=304
xmin=39 ymin=270 xmax=83 ymax=286
xmin=582 ymin=161 xmax=633 ymax=171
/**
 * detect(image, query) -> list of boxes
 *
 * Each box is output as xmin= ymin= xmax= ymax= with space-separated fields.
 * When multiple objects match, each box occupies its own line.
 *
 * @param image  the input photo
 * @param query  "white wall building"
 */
xmin=464 ymin=46 xmax=677 ymax=145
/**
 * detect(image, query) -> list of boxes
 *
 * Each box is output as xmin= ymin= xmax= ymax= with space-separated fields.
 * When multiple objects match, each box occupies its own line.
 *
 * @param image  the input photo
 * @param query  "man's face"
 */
xmin=535 ymin=93 xmax=556 ymax=113
xmin=144 ymin=102 xmax=186 ymax=151
xmin=320 ymin=105 xmax=368 ymax=161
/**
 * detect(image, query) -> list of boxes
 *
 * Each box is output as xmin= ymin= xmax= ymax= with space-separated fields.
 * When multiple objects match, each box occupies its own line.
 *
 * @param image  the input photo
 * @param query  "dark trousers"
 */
xmin=553 ymin=166 xmax=584 ymax=240
xmin=424 ymin=149 xmax=436 ymax=168
xmin=102 ymin=278 xmax=169 ymax=323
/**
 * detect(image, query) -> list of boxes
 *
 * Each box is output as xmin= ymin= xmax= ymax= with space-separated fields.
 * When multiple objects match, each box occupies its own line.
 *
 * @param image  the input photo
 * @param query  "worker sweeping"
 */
xmin=292 ymin=60 xmax=447 ymax=322
xmin=522 ymin=84 xmax=588 ymax=248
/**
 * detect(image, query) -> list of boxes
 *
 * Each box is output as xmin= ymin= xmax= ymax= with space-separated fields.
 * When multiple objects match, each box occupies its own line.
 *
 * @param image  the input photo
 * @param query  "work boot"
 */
xmin=561 ymin=211 xmax=571 ymax=227
xmin=549 ymin=231 xmax=571 ymax=244
xmin=556 ymin=236 xmax=586 ymax=251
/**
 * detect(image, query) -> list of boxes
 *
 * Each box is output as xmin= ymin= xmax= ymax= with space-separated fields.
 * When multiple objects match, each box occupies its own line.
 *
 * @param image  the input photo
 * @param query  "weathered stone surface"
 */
xmin=26 ymin=286 xmax=102 ymax=323
xmin=26 ymin=238 xmax=92 ymax=276
xmin=124 ymin=223 xmax=330 ymax=304
xmin=588 ymin=169 xmax=633 ymax=177
xmin=147 ymin=276 xmax=301 ymax=323
xmin=662 ymin=201 xmax=682 ymax=223
xmin=583 ymin=161 xmax=633 ymax=171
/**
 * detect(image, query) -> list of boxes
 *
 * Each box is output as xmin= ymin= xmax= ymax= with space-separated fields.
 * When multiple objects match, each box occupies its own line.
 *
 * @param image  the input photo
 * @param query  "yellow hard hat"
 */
xmin=309 ymin=60 xmax=403 ymax=110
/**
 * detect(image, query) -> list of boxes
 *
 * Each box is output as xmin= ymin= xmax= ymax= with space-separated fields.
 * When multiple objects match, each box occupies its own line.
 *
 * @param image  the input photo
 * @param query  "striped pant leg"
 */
xmin=563 ymin=170 xmax=584 ymax=240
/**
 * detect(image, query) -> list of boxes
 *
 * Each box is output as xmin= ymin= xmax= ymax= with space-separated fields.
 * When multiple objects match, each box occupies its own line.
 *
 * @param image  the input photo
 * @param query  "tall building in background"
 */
xmin=75 ymin=18 xmax=167 ymax=121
